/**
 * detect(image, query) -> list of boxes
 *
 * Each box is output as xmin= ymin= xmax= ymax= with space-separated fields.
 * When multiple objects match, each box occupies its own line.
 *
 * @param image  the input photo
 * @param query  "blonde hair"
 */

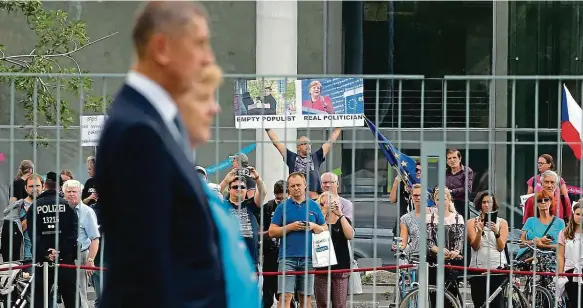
xmin=317 ymin=191 xmax=337 ymax=205
xmin=308 ymin=80 xmax=322 ymax=94
xmin=191 ymin=64 xmax=223 ymax=100
xmin=433 ymin=186 xmax=456 ymax=213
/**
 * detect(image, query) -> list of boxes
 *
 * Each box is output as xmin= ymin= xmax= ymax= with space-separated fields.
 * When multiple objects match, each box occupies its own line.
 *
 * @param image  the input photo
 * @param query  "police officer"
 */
xmin=27 ymin=172 xmax=78 ymax=308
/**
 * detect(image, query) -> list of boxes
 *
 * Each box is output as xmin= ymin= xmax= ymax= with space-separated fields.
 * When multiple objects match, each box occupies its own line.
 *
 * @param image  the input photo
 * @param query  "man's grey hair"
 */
xmin=321 ymin=172 xmax=338 ymax=183
xmin=540 ymin=170 xmax=559 ymax=183
xmin=62 ymin=180 xmax=84 ymax=192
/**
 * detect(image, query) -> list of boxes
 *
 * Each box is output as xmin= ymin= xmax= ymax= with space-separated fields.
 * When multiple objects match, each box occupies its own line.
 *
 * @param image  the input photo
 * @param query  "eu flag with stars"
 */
xmin=364 ymin=118 xmax=419 ymax=187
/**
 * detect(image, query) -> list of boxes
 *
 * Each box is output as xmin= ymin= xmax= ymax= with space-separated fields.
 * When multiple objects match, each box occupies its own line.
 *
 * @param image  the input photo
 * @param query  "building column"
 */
xmin=256 ymin=0 xmax=298 ymax=200
xmin=492 ymin=1 xmax=509 ymax=205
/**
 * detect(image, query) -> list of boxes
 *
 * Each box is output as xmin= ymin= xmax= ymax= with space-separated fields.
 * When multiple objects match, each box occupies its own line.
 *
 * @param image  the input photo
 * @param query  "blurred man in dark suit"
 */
xmin=95 ymin=2 xmax=258 ymax=308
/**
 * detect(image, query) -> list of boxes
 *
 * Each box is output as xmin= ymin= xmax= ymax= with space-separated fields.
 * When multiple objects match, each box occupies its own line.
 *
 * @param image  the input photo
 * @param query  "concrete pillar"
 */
xmin=492 ymin=1 xmax=509 ymax=206
xmin=256 ymin=0 xmax=298 ymax=200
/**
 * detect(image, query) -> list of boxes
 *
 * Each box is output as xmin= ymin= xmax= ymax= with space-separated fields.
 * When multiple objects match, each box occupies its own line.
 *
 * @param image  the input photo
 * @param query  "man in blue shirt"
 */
xmin=269 ymin=172 xmax=327 ymax=308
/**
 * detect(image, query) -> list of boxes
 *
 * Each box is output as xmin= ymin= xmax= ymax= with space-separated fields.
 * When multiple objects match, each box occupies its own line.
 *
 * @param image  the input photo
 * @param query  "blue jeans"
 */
xmin=277 ymin=257 xmax=314 ymax=296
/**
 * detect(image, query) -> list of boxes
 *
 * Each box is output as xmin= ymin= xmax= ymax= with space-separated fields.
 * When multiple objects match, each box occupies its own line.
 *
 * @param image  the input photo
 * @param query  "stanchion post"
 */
xmin=43 ymin=262 xmax=49 ymax=308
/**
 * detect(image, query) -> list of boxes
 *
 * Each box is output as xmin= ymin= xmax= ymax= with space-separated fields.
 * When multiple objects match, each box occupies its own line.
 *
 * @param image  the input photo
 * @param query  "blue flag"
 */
xmin=364 ymin=117 xmax=435 ymax=207
xmin=364 ymin=118 xmax=419 ymax=187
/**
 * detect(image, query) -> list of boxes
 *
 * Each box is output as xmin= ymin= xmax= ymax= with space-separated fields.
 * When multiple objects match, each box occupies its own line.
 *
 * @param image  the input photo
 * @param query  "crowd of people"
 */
xmin=7 ymin=142 xmax=583 ymax=308
xmin=3 ymin=157 xmax=103 ymax=308
xmin=4 ymin=140 xmax=583 ymax=308
xmin=392 ymin=152 xmax=583 ymax=308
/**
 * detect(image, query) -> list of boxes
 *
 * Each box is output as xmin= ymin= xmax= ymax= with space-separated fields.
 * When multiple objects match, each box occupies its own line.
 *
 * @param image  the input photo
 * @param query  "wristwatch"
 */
xmin=87 ymin=258 xmax=94 ymax=263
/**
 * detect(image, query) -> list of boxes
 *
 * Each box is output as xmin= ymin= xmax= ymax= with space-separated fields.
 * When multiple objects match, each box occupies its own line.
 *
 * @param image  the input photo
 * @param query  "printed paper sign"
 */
xmin=233 ymin=78 xmax=364 ymax=129
xmin=80 ymin=115 xmax=106 ymax=147
xmin=520 ymin=193 xmax=534 ymax=206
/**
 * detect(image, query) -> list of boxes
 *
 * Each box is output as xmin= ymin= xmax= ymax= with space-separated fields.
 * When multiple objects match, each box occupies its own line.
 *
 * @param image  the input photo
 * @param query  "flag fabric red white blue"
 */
xmin=561 ymin=84 xmax=583 ymax=160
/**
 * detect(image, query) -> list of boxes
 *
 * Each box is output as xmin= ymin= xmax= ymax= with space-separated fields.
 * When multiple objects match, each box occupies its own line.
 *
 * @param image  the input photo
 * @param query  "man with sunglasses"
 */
xmin=225 ymin=167 xmax=266 ymax=268
xmin=265 ymin=128 xmax=342 ymax=200
xmin=219 ymin=153 xmax=256 ymax=199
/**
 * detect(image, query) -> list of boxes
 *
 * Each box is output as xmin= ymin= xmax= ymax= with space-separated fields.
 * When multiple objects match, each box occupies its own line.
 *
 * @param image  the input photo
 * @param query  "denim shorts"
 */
xmin=277 ymin=257 xmax=314 ymax=296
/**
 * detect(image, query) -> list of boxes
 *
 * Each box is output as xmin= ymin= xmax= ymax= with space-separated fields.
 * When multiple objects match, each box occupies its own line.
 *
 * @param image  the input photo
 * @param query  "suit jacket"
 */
xmin=95 ymin=85 xmax=227 ymax=308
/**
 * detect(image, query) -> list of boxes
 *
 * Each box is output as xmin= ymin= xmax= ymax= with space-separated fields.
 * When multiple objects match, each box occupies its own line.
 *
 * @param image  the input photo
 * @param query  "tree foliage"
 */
xmin=0 ymin=0 xmax=117 ymax=145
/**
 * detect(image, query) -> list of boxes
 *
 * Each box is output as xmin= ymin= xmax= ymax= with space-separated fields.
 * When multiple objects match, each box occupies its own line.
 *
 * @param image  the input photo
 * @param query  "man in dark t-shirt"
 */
xmin=219 ymin=153 xmax=257 ymax=199
xmin=265 ymin=128 xmax=342 ymax=200
xmin=224 ymin=168 xmax=266 ymax=267
xmin=259 ymin=180 xmax=287 ymax=308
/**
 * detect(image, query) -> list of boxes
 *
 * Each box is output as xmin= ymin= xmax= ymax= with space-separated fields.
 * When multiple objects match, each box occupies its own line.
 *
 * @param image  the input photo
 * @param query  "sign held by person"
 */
xmin=233 ymin=78 xmax=364 ymax=129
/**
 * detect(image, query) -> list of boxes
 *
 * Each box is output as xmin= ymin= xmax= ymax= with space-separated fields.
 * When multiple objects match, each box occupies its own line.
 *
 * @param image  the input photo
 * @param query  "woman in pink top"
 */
xmin=526 ymin=154 xmax=569 ymax=198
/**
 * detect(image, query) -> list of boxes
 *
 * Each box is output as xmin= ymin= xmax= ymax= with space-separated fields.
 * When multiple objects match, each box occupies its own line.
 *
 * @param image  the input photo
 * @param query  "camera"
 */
xmin=235 ymin=168 xmax=250 ymax=178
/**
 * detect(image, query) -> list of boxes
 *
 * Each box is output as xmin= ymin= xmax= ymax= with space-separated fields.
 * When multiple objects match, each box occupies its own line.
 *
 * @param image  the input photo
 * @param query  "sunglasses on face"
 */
xmin=231 ymin=185 xmax=247 ymax=190
xmin=416 ymin=168 xmax=421 ymax=172
xmin=537 ymin=198 xmax=551 ymax=203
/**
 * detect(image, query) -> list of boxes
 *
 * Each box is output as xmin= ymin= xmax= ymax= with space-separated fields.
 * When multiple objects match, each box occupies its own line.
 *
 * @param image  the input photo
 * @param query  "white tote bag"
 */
xmin=347 ymin=241 xmax=363 ymax=294
xmin=311 ymin=231 xmax=338 ymax=268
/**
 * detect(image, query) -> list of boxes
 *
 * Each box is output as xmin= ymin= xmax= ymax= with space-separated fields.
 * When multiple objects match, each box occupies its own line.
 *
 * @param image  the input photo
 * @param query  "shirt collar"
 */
xmin=126 ymin=70 xmax=178 ymax=124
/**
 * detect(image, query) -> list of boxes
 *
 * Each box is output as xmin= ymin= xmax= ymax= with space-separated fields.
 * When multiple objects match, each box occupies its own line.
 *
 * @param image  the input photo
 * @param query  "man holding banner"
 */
xmin=265 ymin=128 xmax=342 ymax=200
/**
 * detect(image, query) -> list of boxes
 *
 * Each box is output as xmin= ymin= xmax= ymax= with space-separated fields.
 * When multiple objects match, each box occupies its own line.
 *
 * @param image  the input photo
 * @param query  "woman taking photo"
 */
xmin=314 ymin=192 xmax=354 ymax=308
xmin=558 ymin=201 xmax=583 ymax=308
xmin=467 ymin=191 xmax=509 ymax=307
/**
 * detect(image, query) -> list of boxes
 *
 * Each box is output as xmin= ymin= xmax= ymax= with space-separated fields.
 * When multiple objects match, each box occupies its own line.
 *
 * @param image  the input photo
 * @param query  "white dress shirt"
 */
xmin=126 ymin=70 xmax=182 ymax=144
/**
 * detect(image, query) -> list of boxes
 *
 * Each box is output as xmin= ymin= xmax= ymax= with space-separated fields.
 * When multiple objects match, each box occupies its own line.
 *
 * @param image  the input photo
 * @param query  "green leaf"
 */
xmin=1 ymin=0 xmax=115 ymax=145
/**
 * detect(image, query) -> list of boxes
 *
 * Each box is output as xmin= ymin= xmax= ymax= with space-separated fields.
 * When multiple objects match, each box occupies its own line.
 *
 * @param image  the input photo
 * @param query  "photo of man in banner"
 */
xmin=300 ymin=78 xmax=364 ymax=116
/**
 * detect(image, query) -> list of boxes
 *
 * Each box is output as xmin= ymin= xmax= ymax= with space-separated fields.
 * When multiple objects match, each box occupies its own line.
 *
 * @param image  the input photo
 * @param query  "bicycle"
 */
xmin=393 ymin=252 xmax=419 ymax=307
xmin=513 ymin=240 xmax=560 ymax=308
xmin=398 ymin=258 xmax=530 ymax=308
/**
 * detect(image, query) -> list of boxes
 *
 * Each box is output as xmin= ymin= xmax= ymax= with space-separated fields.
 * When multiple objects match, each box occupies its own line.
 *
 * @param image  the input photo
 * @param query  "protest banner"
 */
xmin=233 ymin=78 xmax=364 ymax=129
xmin=80 ymin=115 xmax=105 ymax=147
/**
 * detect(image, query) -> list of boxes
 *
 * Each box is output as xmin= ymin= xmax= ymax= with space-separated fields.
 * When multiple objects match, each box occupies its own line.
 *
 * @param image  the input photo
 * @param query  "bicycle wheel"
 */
xmin=503 ymin=284 xmax=529 ymax=308
xmin=524 ymin=286 xmax=553 ymax=308
xmin=399 ymin=286 xmax=461 ymax=308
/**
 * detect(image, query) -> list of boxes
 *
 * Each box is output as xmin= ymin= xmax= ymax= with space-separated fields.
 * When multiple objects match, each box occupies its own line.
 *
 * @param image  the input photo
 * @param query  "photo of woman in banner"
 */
xmin=302 ymin=80 xmax=336 ymax=115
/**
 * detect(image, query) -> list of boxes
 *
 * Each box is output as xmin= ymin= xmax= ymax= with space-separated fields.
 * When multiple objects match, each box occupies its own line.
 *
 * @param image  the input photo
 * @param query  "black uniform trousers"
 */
xmin=33 ymin=257 xmax=77 ymax=308
xmin=262 ymin=247 xmax=279 ymax=308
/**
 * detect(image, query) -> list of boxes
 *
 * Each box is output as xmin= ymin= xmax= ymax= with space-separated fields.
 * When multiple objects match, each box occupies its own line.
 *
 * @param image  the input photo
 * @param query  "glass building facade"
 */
xmin=340 ymin=1 xmax=583 ymax=204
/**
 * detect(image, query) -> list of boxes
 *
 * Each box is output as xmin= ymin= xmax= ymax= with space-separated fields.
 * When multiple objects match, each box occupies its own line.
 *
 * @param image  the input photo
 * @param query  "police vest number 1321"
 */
xmin=43 ymin=217 xmax=59 ymax=224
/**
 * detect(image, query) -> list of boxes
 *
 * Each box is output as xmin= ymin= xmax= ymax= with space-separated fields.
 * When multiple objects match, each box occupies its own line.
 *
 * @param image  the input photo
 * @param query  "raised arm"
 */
xmin=264 ymin=129 xmax=287 ymax=157
xmin=321 ymin=128 xmax=342 ymax=157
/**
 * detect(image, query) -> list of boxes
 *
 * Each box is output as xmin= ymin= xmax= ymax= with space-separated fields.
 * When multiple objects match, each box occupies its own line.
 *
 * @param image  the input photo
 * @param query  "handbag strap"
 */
xmin=541 ymin=217 xmax=557 ymax=238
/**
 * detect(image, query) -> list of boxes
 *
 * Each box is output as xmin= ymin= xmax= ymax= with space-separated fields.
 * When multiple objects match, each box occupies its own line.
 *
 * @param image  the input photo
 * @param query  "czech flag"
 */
xmin=561 ymin=84 xmax=583 ymax=160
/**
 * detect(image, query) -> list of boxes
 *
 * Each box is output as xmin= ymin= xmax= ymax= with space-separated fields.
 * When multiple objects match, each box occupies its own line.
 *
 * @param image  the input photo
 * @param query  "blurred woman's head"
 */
xmin=474 ymin=190 xmax=499 ymax=213
xmin=535 ymin=190 xmax=554 ymax=217
xmin=433 ymin=186 xmax=455 ymax=213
